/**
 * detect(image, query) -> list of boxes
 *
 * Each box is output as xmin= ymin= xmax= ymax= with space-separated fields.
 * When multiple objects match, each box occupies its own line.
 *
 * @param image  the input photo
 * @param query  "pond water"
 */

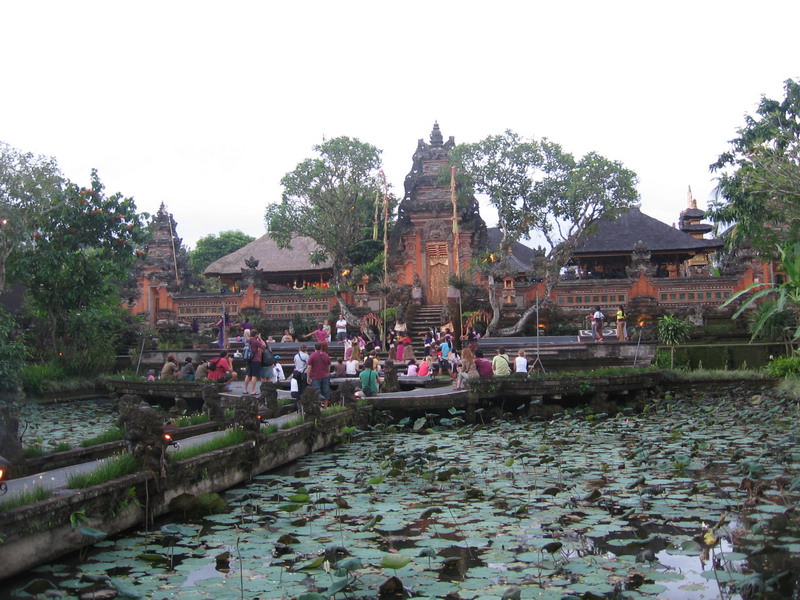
xmin=16 ymin=398 xmax=117 ymax=450
xmin=5 ymin=386 xmax=800 ymax=599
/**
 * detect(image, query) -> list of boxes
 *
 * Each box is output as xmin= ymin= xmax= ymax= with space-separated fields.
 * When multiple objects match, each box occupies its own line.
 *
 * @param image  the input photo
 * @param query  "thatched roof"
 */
xmin=203 ymin=234 xmax=333 ymax=276
xmin=486 ymin=227 xmax=538 ymax=272
xmin=573 ymin=207 xmax=723 ymax=255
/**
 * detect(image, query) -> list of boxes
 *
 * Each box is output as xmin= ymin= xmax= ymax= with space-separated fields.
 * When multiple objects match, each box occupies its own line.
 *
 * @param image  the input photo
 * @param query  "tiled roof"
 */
xmin=573 ymin=207 xmax=723 ymax=255
xmin=203 ymin=234 xmax=332 ymax=276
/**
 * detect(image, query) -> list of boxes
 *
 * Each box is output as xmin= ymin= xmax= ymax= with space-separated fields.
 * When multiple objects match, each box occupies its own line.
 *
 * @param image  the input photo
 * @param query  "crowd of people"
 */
xmin=158 ymin=313 xmax=550 ymax=399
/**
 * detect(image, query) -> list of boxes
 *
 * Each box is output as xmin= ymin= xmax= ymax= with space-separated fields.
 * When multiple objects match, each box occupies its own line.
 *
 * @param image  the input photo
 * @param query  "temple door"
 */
xmin=426 ymin=242 xmax=449 ymax=304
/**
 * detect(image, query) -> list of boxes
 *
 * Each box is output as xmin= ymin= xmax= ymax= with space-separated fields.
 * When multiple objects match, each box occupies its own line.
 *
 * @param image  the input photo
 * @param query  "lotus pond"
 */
xmin=6 ymin=385 xmax=800 ymax=600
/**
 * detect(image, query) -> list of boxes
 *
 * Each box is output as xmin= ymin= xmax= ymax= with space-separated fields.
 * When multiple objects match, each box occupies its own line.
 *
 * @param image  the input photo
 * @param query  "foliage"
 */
xmin=265 ymin=136 xmax=388 ymax=290
xmin=0 ymin=306 xmax=25 ymax=393
xmin=80 ymin=427 xmax=124 ymax=448
xmin=765 ymin=352 xmax=800 ymax=378
xmin=67 ymin=453 xmax=141 ymax=489
xmin=20 ymin=361 xmax=66 ymax=395
xmin=708 ymin=78 xmax=800 ymax=253
xmin=10 ymin=170 xmax=149 ymax=368
xmin=721 ymin=242 xmax=800 ymax=343
xmin=656 ymin=315 xmax=694 ymax=369
xmin=451 ymin=130 xmax=639 ymax=335
xmin=0 ymin=141 xmax=65 ymax=293
xmin=189 ymin=230 xmax=255 ymax=275
xmin=168 ymin=428 xmax=248 ymax=461
xmin=0 ymin=485 xmax=52 ymax=512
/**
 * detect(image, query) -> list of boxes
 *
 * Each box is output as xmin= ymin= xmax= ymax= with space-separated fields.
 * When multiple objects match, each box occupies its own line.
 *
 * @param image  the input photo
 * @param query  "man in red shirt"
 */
xmin=207 ymin=350 xmax=238 ymax=385
xmin=307 ymin=343 xmax=331 ymax=407
xmin=474 ymin=349 xmax=494 ymax=378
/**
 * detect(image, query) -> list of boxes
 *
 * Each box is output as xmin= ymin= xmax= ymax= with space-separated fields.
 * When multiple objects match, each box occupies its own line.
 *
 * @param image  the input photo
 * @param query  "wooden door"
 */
xmin=426 ymin=242 xmax=449 ymax=304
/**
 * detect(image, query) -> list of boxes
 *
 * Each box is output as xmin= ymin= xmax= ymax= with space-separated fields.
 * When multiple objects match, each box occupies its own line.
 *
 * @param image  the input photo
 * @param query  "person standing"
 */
xmin=293 ymin=343 xmax=310 ymax=394
xmin=307 ymin=342 xmax=331 ymax=407
xmin=243 ymin=330 xmax=266 ymax=395
xmin=335 ymin=314 xmax=348 ymax=342
xmin=616 ymin=305 xmax=627 ymax=341
xmin=592 ymin=306 xmax=605 ymax=342
xmin=492 ymin=347 xmax=512 ymax=377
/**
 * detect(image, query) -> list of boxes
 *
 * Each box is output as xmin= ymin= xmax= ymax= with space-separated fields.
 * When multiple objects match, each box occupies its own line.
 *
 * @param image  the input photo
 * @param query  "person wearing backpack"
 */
xmin=260 ymin=341 xmax=276 ymax=383
xmin=243 ymin=330 xmax=266 ymax=395
xmin=207 ymin=350 xmax=237 ymax=385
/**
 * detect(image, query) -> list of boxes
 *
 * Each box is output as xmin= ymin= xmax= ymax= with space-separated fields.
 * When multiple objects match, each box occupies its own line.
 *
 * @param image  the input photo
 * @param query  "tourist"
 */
xmin=423 ymin=329 xmax=435 ymax=356
xmin=272 ymin=358 xmax=285 ymax=382
xmin=439 ymin=335 xmax=453 ymax=375
xmin=418 ymin=356 xmax=433 ymax=377
xmin=160 ymin=355 xmax=179 ymax=380
xmin=492 ymin=346 xmax=512 ymax=377
xmin=243 ymin=330 xmax=266 ymax=395
xmin=146 ymin=369 xmax=156 ymax=381
xmin=335 ymin=314 xmax=348 ymax=341
xmin=406 ymin=358 xmax=418 ymax=376
xmin=358 ymin=357 xmax=381 ymax=397
xmin=592 ymin=306 xmax=605 ymax=342
xmin=332 ymin=358 xmax=347 ymax=378
xmin=345 ymin=354 xmax=360 ymax=376
xmin=304 ymin=324 xmax=329 ymax=344
xmin=293 ymin=344 xmax=309 ymax=394
xmin=260 ymin=340 xmax=276 ymax=383
xmin=616 ymin=305 xmax=628 ymax=341
xmin=474 ymin=349 xmax=493 ymax=378
xmin=514 ymin=349 xmax=528 ymax=375
xmin=177 ymin=356 xmax=196 ymax=380
xmin=194 ymin=362 xmax=208 ymax=380
xmin=323 ymin=319 xmax=332 ymax=342
xmin=280 ymin=329 xmax=294 ymax=343
xmin=307 ymin=342 xmax=331 ymax=407
xmin=207 ymin=350 xmax=238 ymax=385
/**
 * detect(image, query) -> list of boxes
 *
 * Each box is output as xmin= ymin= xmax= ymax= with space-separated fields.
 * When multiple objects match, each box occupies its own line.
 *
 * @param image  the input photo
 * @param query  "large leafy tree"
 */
xmin=0 ymin=141 xmax=64 ymax=293
xmin=708 ymin=78 xmax=800 ymax=254
xmin=189 ymin=230 xmax=255 ymax=275
xmin=10 ymin=170 xmax=148 ymax=370
xmin=265 ymin=136 xmax=386 ymax=321
xmin=452 ymin=131 xmax=639 ymax=335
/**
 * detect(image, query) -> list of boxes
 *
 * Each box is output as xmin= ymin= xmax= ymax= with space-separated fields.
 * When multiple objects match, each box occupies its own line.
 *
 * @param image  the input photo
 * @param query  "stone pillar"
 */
xmin=202 ymin=385 xmax=224 ymax=422
xmin=338 ymin=380 xmax=358 ymax=408
xmin=259 ymin=381 xmax=280 ymax=420
xmin=226 ymin=396 xmax=260 ymax=434
xmin=382 ymin=359 xmax=399 ymax=393
xmin=117 ymin=394 xmax=168 ymax=477
xmin=299 ymin=386 xmax=321 ymax=420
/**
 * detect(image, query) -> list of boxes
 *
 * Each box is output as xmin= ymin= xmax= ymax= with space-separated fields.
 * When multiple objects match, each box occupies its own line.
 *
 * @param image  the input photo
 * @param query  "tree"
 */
xmin=721 ymin=242 xmax=800 ymax=349
xmin=0 ymin=141 xmax=64 ymax=293
xmin=265 ymin=136 xmax=387 ymax=322
xmin=656 ymin=314 xmax=693 ymax=369
xmin=10 ymin=170 xmax=148 ymax=369
xmin=708 ymin=78 xmax=800 ymax=254
xmin=451 ymin=131 xmax=639 ymax=335
xmin=189 ymin=230 xmax=255 ymax=275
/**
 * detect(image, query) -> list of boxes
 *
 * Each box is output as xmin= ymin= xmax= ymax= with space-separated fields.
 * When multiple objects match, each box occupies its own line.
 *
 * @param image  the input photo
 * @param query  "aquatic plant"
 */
xmin=67 ymin=453 xmax=141 ymax=489
xmin=168 ymin=428 xmax=249 ymax=462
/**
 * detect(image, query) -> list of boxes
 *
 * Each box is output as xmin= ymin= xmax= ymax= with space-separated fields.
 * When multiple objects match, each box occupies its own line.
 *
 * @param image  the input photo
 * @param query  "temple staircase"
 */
xmin=407 ymin=304 xmax=444 ymax=342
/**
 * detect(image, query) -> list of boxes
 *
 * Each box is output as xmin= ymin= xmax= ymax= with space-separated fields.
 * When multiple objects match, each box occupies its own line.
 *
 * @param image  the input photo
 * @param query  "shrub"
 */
xmin=21 ymin=362 xmax=67 ymax=396
xmin=766 ymin=353 xmax=800 ymax=378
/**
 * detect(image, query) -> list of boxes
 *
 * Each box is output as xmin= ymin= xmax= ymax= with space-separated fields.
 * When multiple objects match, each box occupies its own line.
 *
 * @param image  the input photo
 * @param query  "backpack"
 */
xmin=208 ymin=359 xmax=218 ymax=373
xmin=261 ymin=348 xmax=275 ymax=366
xmin=243 ymin=343 xmax=252 ymax=361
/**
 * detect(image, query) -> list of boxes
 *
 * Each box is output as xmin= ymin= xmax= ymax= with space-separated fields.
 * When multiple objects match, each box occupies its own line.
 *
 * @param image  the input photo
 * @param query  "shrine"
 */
xmin=124 ymin=124 xmax=768 ymax=333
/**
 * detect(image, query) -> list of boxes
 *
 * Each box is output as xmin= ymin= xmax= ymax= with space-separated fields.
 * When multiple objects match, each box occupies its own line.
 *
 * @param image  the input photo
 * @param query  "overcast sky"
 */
xmin=1 ymin=1 xmax=798 ymax=249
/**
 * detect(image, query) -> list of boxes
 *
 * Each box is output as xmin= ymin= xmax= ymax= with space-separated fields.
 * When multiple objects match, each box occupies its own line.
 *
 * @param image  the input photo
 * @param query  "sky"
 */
xmin=1 ymin=1 xmax=798 ymax=249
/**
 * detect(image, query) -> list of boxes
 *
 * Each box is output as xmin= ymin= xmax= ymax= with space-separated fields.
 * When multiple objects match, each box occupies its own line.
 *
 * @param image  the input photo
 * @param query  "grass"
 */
xmin=262 ymin=423 xmax=278 ymax=435
xmin=80 ymin=426 xmax=124 ymax=448
xmin=23 ymin=445 xmax=46 ymax=459
xmin=52 ymin=441 xmax=73 ymax=453
xmin=280 ymin=415 xmax=306 ymax=430
xmin=173 ymin=413 xmax=210 ymax=427
xmin=321 ymin=405 xmax=348 ymax=417
xmin=67 ymin=454 xmax=142 ymax=489
xmin=168 ymin=428 xmax=249 ymax=462
xmin=0 ymin=485 xmax=52 ymax=511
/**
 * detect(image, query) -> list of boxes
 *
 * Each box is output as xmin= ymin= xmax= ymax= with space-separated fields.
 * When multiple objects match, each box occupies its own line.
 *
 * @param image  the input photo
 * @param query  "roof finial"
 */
xmin=430 ymin=122 xmax=443 ymax=146
xmin=687 ymin=185 xmax=697 ymax=210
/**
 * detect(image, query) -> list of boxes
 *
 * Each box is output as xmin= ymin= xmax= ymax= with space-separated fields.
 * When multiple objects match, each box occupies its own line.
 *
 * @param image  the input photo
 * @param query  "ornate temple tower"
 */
xmin=387 ymin=123 xmax=486 ymax=304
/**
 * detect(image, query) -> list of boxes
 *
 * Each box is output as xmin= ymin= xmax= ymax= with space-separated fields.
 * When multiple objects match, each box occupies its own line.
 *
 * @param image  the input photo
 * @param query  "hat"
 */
xmin=185 ymin=356 xmax=193 ymax=363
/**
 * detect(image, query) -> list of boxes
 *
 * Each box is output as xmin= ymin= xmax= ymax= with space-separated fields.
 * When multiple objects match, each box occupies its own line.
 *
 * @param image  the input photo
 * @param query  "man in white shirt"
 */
xmin=293 ymin=344 xmax=310 ymax=393
xmin=335 ymin=315 xmax=348 ymax=341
